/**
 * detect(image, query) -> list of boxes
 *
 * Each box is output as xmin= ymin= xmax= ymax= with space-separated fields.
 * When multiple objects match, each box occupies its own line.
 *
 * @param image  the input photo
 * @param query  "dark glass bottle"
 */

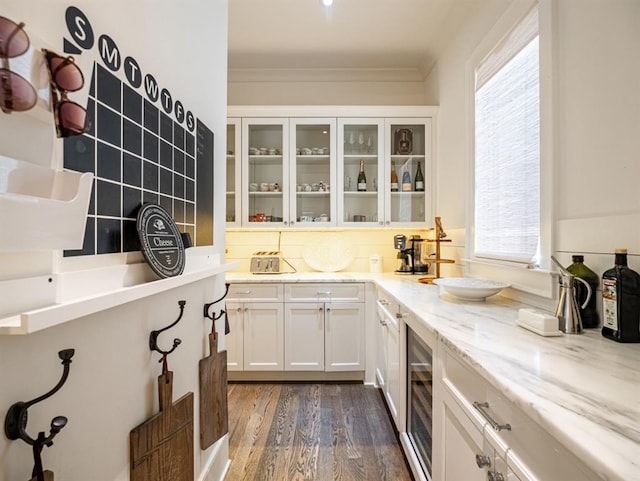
xmin=414 ymin=161 xmax=425 ymax=191
xmin=601 ymin=249 xmax=640 ymax=343
xmin=566 ymin=255 xmax=600 ymax=328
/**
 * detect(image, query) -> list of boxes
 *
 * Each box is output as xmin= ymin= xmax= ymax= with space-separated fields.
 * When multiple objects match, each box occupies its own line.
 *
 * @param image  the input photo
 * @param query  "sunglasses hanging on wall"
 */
xmin=0 ymin=16 xmax=37 ymax=113
xmin=42 ymin=48 xmax=91 ymax=137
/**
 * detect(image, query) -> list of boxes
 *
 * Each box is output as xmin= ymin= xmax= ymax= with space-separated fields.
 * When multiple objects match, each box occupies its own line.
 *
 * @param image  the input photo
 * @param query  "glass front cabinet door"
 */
xmin=226 ymin=118 xmax=241 ymax=226
xmin=289 ymin=118 xmax=336 ymax=227
xmin=241 ymin=118 xmax=289 ymax=226
xmin=337 ymin=119 xmax=384 ymax=226
xmin=384 ymin=118 xmax=432 ymax=225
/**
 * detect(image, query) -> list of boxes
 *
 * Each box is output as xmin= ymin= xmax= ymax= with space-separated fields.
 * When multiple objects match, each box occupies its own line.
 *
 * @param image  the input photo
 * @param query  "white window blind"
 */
xmin=474 ymin=5 xmax=540 ymax=263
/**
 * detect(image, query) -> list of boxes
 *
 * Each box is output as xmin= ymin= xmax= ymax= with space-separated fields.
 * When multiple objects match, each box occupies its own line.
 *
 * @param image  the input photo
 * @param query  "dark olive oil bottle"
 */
xmin=601 ymin=249 xmax=640 ymax=342
xmin=566 ymin=255 xmax=600 ymax=328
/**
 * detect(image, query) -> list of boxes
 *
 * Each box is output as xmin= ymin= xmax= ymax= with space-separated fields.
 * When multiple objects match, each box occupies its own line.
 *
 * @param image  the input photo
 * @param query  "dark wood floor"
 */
xmin=227 ymin=382 xmax=413 ymax=481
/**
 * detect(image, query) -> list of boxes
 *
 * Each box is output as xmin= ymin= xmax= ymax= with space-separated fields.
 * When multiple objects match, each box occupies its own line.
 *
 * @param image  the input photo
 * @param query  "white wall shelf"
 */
xmin=0 ymin=257 xmax=238 ymax=336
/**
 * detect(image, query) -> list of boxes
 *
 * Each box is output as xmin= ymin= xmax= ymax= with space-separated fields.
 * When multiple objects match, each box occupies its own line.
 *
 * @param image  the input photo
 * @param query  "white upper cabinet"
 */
xmin=289 ymin=118 xmax=337 ymax=227
xmin=337 ymin=118 xmax=385 ymax=226
xmin=241 ymin=118 xmax=290 ymax=227
xmin=384 ymin=118 xmax=432 ymax=226
xmin=228 ymin=106 xmax=436 ymax=229
xmin=226 ymin=118 xmax=242 ymax=227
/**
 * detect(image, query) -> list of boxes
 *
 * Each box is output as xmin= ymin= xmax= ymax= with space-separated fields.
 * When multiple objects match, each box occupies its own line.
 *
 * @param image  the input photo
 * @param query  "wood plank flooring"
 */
xmin=227 ymin=383 xmax=413 ymax=481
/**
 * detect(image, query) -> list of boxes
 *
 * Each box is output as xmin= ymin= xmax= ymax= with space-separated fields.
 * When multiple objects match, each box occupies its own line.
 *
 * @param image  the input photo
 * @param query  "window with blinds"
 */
xmin=473 ymin=5 xmax=540 ymax=264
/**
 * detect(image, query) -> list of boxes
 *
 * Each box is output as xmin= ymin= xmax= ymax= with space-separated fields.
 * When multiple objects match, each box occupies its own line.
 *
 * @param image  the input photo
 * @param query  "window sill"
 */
xmin=463 ymin=257 xmax=557 ymax=309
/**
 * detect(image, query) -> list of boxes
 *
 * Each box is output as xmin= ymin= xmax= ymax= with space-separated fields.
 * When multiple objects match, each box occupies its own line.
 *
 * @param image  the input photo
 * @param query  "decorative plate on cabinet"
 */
xmin=302 ymin=234 xmax=354 ymax=272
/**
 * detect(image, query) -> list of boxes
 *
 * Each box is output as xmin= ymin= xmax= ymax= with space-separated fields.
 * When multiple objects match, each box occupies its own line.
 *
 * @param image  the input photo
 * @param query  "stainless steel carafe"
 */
xmin=551 ymin=256 xmax=592 ymax=334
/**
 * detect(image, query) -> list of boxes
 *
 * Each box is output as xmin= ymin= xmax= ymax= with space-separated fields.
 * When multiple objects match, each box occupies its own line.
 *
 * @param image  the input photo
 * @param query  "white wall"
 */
xmin=0 ymin=1 xmax=230 ymax=480
xmin=228 ymin=69 xmax=427 ymax=105
xmin=425 ymin=0 xmax=640 ymax=277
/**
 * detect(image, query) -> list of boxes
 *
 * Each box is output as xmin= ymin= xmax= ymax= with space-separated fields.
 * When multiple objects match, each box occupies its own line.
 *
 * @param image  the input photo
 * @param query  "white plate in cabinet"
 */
xmin=284 ymin=283 xmax=364 ymax=302
xmin=227 ymin=283 xmax=283 ymax=302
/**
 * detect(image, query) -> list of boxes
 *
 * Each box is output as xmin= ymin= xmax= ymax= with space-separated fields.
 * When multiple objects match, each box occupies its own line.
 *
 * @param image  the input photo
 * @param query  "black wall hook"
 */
xmin=4 ymin=349 xmax=74 ymax=481
xmin=149 ymin=300 xmax=186 ymax=373
xmin=203 ymin=282 xmax=230 ymax=334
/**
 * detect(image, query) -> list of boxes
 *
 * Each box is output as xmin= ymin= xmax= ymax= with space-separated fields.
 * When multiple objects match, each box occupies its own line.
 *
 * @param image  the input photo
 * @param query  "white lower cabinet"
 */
xmin=284 ymin=302 xmax=325 ymax=370
xmin=227 ymin=301 xmax=284 ymax=371
xmin=228 ymin=282 xmax=365 ymax=374
xmin=435 ymin=342 xmax=600 ymax=481
xmin=375 ymin=289 xmax=404 ymax=430
xmin=324 ymin=301 xmax=365 ymax=371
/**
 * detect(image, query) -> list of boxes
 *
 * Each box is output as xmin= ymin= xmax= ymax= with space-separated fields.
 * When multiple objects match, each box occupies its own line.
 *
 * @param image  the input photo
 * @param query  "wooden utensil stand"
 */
xmin=419 ymin=217 xmax=454 ymax=284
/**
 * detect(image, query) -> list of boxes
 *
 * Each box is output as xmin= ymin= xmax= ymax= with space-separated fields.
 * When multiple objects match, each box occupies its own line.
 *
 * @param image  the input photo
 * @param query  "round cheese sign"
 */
xmin=136 ymin=203 xmax=185 ymax=278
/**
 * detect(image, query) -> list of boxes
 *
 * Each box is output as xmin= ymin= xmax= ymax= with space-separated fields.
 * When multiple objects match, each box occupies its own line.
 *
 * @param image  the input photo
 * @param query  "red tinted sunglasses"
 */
xmin=42 ymin=48 xmax=91 ymax=137
xmin=0 ymin=16 xmax=37 ymax=113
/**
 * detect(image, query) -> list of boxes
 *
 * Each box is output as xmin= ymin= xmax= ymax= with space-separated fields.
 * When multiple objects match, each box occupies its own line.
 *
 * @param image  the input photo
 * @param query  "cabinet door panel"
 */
xmin=385 ymin=315 xmax=401 ymax=426
xmin=324 ymin=302 xmax=365 ymax=371
xmin=337 ymin=118 xmax=385 ymax=227
xmin=241 ymin=118 xmax=289 ymax=226
xmin=243 ymin=302 xmax=284 ymax=370
xmin=289 ymin=118 xmax=337 ymax=227
xmin=284 ymin=302 xmax=324 ymax=371
xmin=442 ymin=400 xmax=488 ymax=481
xmin=226 ymin=302 xmax=244 ymax=371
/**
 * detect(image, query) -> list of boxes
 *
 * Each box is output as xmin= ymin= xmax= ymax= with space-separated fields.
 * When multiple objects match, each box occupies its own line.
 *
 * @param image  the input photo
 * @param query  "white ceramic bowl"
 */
xmin=433 ymin=277 xmax=510 ymax=301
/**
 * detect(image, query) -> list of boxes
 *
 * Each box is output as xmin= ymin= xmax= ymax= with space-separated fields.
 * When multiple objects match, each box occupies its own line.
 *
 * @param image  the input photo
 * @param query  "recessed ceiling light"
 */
xmin=322 ymin=0 xmax=333 ymax=6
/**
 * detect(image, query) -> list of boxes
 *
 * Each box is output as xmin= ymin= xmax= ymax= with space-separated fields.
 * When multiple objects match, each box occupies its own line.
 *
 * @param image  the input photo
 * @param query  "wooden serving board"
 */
xmin=199 ymin=332 xmax=228 ymax=449
xmin=29 ymin=470 xmax=53 ymax=481
xmin=130 ymin=371 xmax=194 ymax=481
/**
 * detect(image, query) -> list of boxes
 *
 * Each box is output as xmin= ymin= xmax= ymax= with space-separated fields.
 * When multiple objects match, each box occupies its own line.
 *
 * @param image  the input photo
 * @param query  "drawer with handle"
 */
xmin=440 ymin=343 xmax=601 ymax=481
xmin=285 ymin=283 xmax=364 ymax=302
xmin=227 ymin=283 xmax=283 ymax=302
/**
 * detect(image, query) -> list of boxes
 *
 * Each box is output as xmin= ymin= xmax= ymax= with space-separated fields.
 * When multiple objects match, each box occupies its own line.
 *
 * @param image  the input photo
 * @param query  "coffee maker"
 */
xmin=394 ymin=234 xmax=430 ymax=275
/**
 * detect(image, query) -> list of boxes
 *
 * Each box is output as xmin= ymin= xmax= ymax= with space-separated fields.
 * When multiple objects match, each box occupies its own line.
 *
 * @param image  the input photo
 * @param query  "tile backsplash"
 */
xmin=226 ymin=228 xmax=465 ymax=275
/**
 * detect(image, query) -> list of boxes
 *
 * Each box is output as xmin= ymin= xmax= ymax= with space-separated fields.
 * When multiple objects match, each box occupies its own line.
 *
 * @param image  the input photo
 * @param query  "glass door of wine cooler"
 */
xmin=290 ymin=119 xmax=336 ymax=227
xmin=385 ymin=118 xmax=431 ymax=225
xmin=226 ymin=118 xmax=241 ymax=226
xmin=241 ymin=118 xmax=289 ymax=226
xmin=337 ymin=119 xmax=384 ymax=226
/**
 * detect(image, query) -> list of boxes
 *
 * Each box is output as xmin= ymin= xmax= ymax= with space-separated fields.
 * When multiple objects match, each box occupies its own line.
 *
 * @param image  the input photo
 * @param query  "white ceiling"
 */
xmin=228 ymin=0 xmax=480 ymax=76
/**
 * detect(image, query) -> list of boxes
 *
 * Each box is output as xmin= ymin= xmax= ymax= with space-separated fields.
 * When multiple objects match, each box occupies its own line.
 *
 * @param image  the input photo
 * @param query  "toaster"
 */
xmin=250 ymin=251 xmax=282 ymax=274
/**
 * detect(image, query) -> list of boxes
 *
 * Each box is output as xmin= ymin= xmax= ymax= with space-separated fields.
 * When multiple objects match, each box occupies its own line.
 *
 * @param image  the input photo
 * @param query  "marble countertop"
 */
xmin=225 ymin=272 xmax=640 ymax=481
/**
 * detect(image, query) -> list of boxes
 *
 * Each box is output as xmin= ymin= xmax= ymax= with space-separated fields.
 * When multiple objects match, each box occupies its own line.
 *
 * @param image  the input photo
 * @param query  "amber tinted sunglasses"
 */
xmin=42 ymin=48 xmax=90 ymax=137
xmin=0 ymin=16 xmax=37 ymax=113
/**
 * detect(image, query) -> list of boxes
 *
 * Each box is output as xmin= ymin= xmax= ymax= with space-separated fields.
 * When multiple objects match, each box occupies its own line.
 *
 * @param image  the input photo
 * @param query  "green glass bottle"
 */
xmin=566 ymin=255 xmax=600 ymax=328
xmin=601 ymin=248 xmax=640 ymax=343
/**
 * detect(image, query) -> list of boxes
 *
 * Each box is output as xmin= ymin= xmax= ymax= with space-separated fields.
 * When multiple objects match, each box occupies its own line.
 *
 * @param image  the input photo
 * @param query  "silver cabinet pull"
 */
xmin=473 ymin=401 xmax=511 ymax=431
xmin=475 ymin=454 xmax=491 ymax=468
xmin=317 ymin=291 xmax=331 ymax=296
xmin=319 ymin=307 xmax=324 ymax=312
xmin=396 ymin=312 xmax=403 ymax=319
xmin=378 ymin=299 xmax=389 ymax=306
xmin=237 ymin=290 xmax=252 ymax=295
xmin=236 ymin=307 xmax=242 ymax=313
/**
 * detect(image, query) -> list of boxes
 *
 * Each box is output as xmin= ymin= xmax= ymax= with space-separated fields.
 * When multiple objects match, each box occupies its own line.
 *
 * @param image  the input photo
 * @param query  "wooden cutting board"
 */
xmin=199 ymin=332 xmax=228 ymax=450
xmin=130 ymin=371 xmax=194 ymax=481
xmin=29 ymin=470 xmax=53 ymax=481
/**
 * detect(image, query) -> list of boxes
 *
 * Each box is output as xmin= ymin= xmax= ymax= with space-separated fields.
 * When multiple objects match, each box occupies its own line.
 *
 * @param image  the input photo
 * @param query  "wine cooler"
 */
xmin=406 ymin=327 xmax=433 ymax=480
